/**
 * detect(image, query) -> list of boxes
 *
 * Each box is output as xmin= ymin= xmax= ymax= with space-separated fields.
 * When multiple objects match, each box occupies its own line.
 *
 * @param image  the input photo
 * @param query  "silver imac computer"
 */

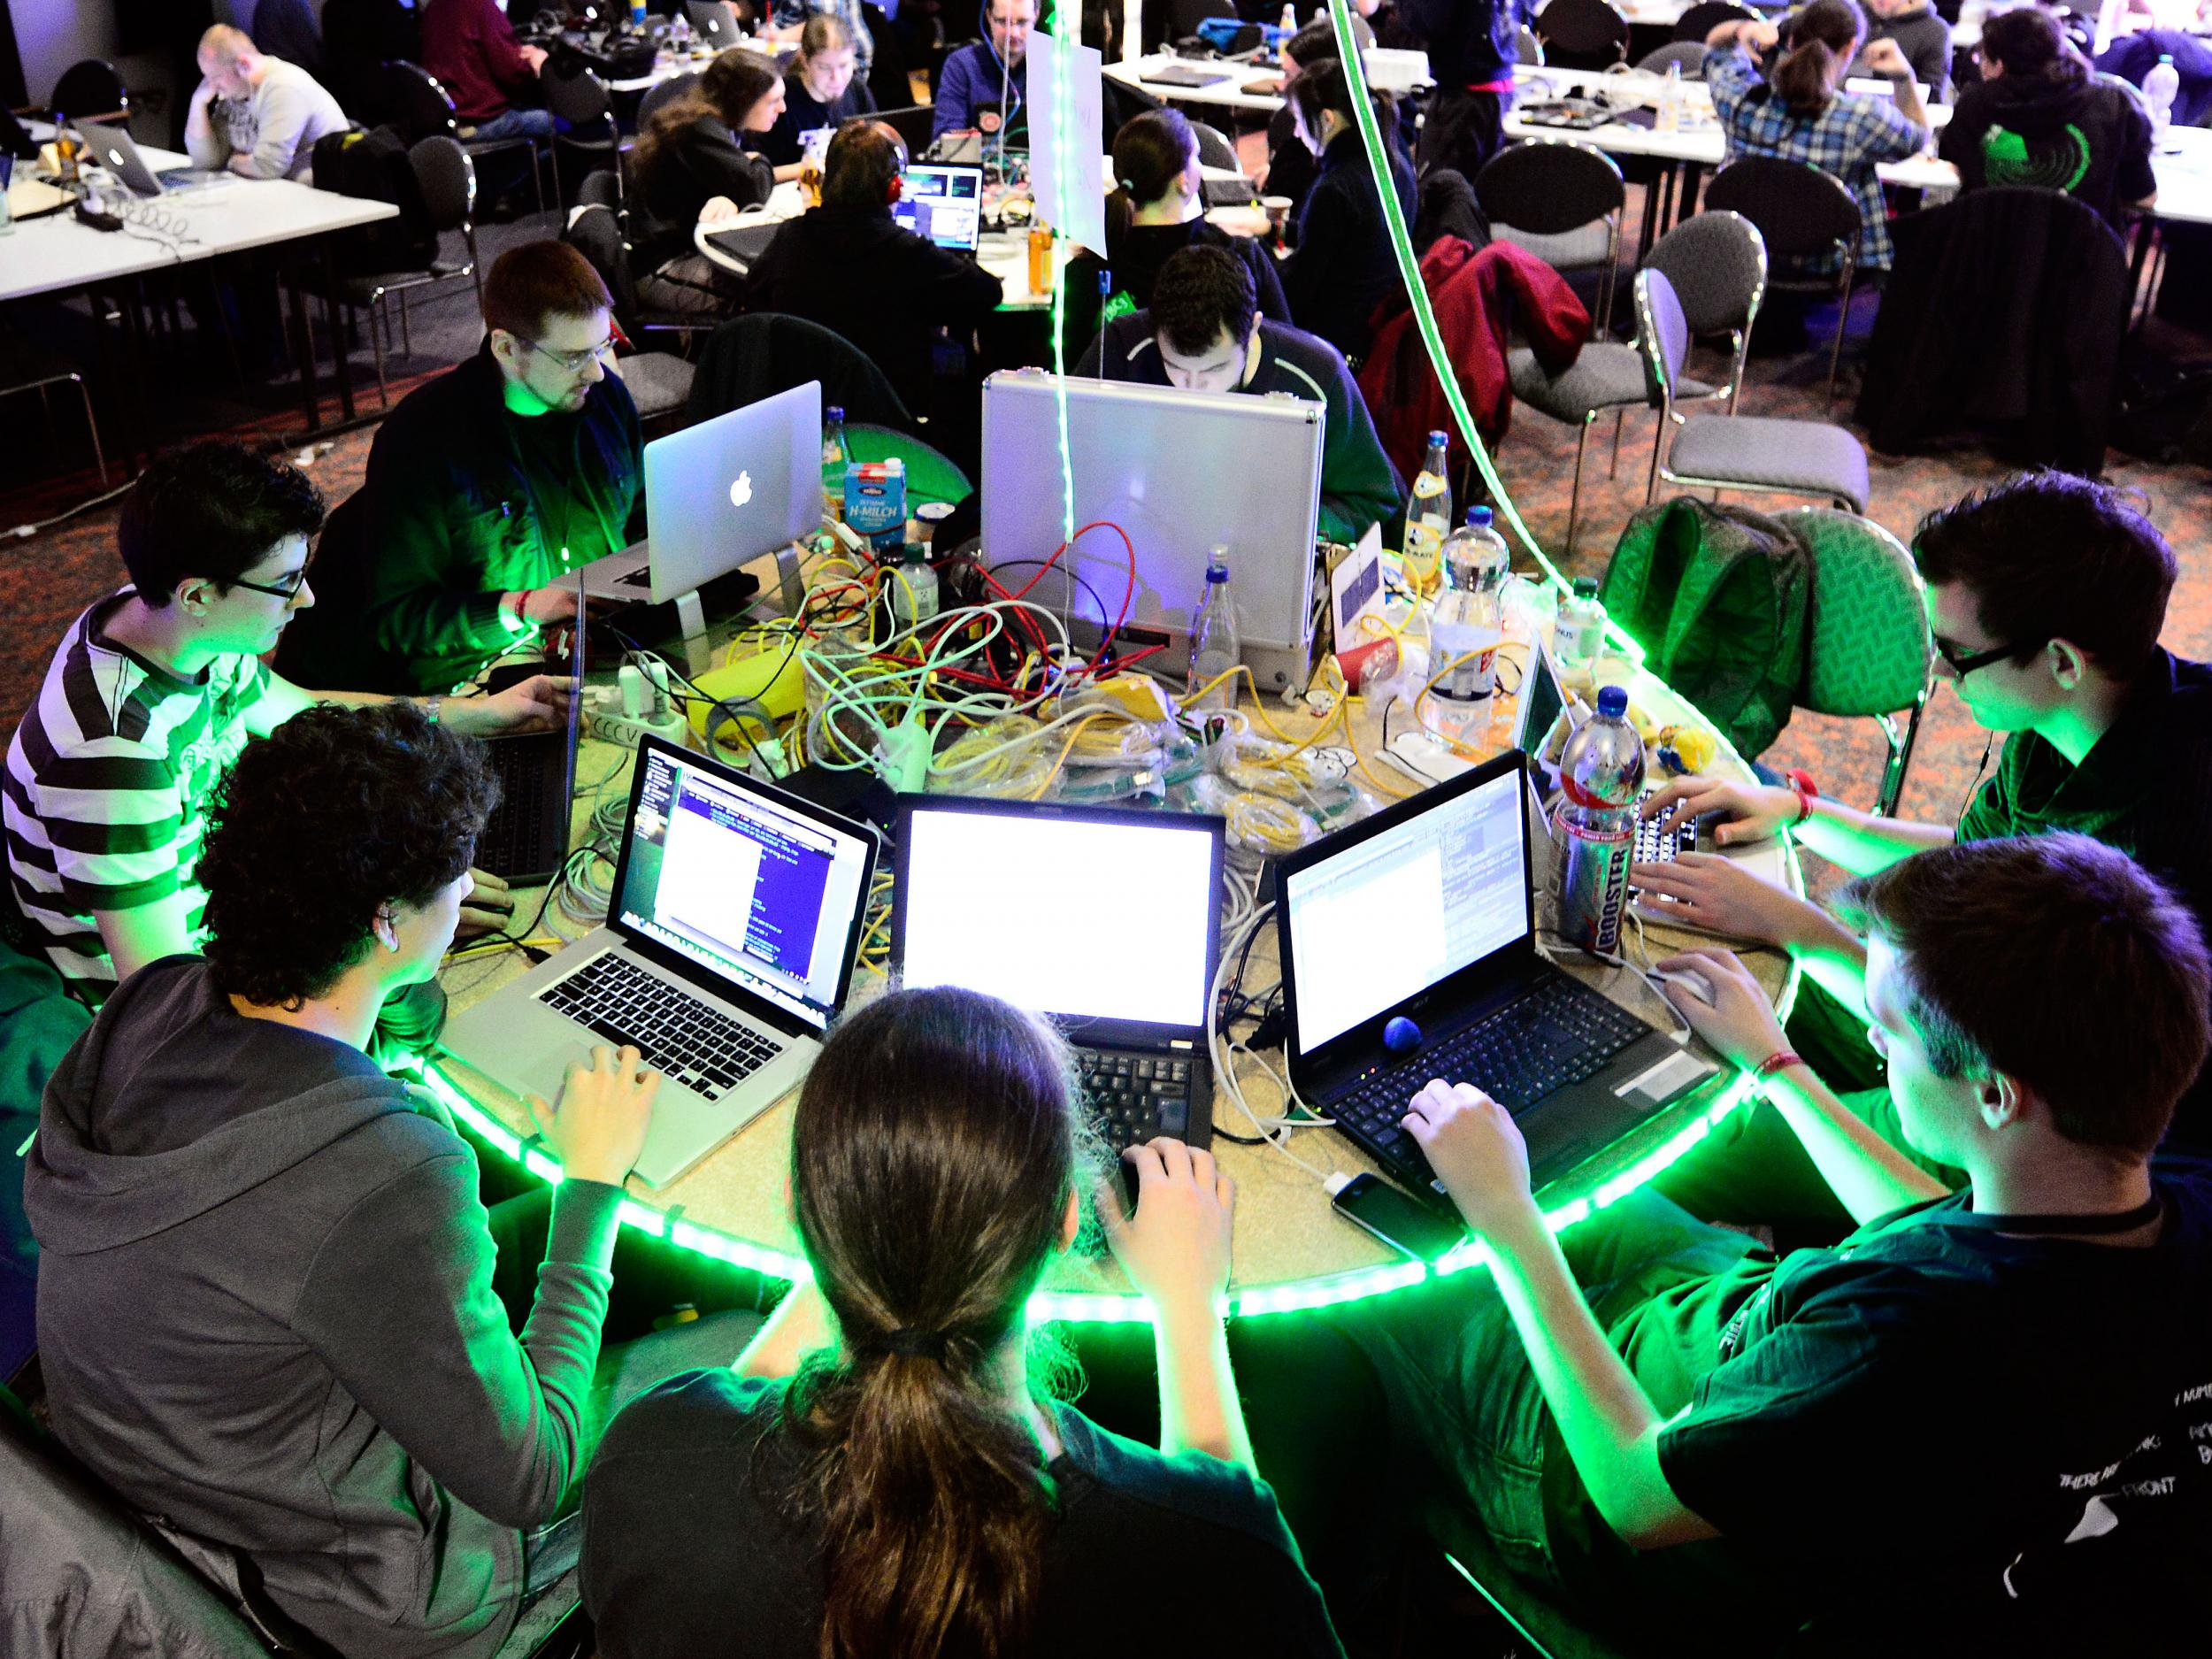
xmin=979 ymin=372 xmax=1325 ymax=693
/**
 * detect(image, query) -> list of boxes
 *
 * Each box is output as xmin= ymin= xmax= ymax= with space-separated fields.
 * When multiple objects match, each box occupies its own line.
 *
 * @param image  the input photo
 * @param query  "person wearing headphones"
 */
xmin=933 ymin=0 xmax=1034 ymax=144
xmin=741 ymin=120 xmax=1002 ymax=411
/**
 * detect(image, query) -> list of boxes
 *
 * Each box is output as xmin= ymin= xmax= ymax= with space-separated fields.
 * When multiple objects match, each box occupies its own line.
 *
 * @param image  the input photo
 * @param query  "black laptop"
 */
xmin=472 ymin=577 xmax=586 ymax=885
xmin=1276 ymin=749 xmax=1717 ymax=1211
xmin=873 ymin=104 xmax=940 ymax=156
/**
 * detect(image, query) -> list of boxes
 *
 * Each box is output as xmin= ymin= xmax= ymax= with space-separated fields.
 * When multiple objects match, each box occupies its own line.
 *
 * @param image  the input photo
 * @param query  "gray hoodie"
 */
xmin=23 ymin=956 xmax=624 ymax=1659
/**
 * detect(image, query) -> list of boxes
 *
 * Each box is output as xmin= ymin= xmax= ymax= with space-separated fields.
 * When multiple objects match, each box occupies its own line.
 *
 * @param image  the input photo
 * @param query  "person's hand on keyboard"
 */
xmin=526 ymin=1043 xmax=663 ymax=1187
xmin=1640 ymin=774 xmax=1800 ymax=847
xmin=1099 ymin=1139 xmax=1237 ymax=1320
xmin=1627 ymin=852 xmax=1824 ymax=949
xmin=1399 ymin=1081 xmax=1535 ymax=1240
xmin=1651 ymin=948 xmax=1787 ymax=1074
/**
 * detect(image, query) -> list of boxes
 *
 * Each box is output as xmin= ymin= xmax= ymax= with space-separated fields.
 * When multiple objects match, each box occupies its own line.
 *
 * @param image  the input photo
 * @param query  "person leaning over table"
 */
xmin=1855 ymin=0 xmax=1952 ymax=101
xmin=630 ymin=48 xmax=787 ymax=314
xmin=1704 ymin=1 xmax=1930 ymax=277
xmin=182 ymin=23 xmax=348 ymax=181
xmin=1307 ymin=833 xmax=2212 ymax=1652
xmin=581 ymin=984 xmax=1345 ymax=1659
xmin=0 ymin=442 xmax=562 ymax=1057
xmin=1630 ymin=473 xmax=2212 ymax=1234
xmin=763 ymin=0 xmax=875 ymax=89
xmin=759 ymin=12 xmax=876 ymax=171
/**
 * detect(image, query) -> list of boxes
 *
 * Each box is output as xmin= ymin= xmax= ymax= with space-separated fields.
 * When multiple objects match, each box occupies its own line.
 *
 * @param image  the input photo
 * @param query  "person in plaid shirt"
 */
xmin=1703 ymin=0 xmax=1931 ymax=273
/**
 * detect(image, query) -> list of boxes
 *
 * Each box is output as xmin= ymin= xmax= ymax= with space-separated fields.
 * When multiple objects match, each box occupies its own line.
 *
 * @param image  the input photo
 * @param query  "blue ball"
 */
xmin=1383 ymin=1015 xmax=1422 ymax=1055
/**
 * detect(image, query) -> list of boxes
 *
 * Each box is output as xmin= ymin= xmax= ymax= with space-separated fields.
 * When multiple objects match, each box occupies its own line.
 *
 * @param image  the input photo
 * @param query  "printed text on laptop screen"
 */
xmin=901 ymin=810 xmax=1214 ymax=1027
xmin=617 ymin=752 xmax=870 ymax=1029
xmin=1286 ymin=769 xmax=1528 ymax=1055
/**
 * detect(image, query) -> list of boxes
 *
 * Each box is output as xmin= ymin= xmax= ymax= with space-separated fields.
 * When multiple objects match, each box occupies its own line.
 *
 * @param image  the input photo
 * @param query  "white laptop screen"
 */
xmin=1284 ymin=766 xmax=1529 ymax=1056
xmin=615 ymin=749 xmax=872 ymax=1030
xmin=899 ymin=806 xmax=1216 ymax=1029
xmin=893 ymin=164 xmax=984 ymax=250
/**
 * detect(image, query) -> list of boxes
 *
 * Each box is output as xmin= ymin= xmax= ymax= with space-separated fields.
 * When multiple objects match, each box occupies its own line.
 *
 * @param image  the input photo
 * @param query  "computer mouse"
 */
xmin=1651 ymin=965 xmax=1717 ymax=1006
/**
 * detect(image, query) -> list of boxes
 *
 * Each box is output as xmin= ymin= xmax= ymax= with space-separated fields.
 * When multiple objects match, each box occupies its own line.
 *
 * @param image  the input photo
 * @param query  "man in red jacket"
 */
xmin=420 ymin=0 xmax=554 ymax=210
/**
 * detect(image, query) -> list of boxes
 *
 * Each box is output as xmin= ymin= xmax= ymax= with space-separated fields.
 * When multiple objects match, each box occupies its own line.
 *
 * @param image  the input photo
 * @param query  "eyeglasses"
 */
xmin=520 ymin=334 xmax=617 ymax=375
xmin=229 ymin=566 xmax=311 ymax=601
xmin=1932 ymin=635 xmax=2022 ymax=680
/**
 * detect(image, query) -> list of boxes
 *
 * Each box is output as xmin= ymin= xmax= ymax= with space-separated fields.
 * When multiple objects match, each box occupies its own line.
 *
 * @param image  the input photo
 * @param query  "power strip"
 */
xmin=586 ymin=706 xmax=689 ymax=751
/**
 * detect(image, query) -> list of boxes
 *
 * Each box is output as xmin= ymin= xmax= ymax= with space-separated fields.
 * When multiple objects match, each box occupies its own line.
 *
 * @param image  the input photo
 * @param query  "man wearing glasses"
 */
xmin=1628 ymin=473 xmax=2212 ymax=1214
xmin=305 ymin=240 xmax=645 ymax=695
xmin=2 ymin=442 xmax=563 ymax=1038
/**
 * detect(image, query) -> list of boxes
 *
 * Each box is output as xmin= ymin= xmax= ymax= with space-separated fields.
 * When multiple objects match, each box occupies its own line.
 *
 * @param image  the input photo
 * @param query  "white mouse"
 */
xmin=1651 ymin=965 xmax=1717 ymax=1006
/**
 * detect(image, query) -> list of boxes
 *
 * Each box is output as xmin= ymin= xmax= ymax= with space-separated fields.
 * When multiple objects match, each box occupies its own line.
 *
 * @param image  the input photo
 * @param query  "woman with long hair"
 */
xmin=1062 ymin=108 xmax=1290 ymax=364
xmin=580 ymin=987 xmax=1343 ymax=1659
xmin=630 ymin=48 xmax=786 ymax=310
xmin=1702 ymin=3 xmax=1930 ymax=273
xmin=1279 ymin=56 xmax=1415 ymax=361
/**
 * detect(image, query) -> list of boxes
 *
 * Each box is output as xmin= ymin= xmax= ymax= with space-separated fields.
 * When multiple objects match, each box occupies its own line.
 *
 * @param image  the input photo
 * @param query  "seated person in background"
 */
xmin=2095 ymin=5 xmax=2212 ymax=127
xmin=764 ymin=0 xmax=874 ymax=91
xmin=1856 ymin=0 xmax=1952 ymax=100
xmin=631 ymin=48 xmax=785 ymax=311
xmin=1944 ymin=7 xmax=2155 ymax=227
xmin=24 ymin=703 xmax=692 ymax=1659
xmin=582 ymin=985 xmax=1346 ymax=1659
xmin=1061 ymin=110 xmax=1291 ymax=366
xmin=183 ymin=24 xmax=348 ymax=180
xmin=1076 ymin=247 xmax=1402 ymax=545
xmin=933 ymin=0 xmax=1035 ymax=145
xmin=2 ymin=442 xmax=558 ymax=1021
xmin=1705 ymin=4 xmax=1929 ymax=276
xmin=742 ymin=120 xmax=1002 ymax=413
xmin=1634 ymin=473 xmax=2212 ymax=1211
xmin=1318 ymin=833 xmax=2212 ymax=1650
xmin=760 ymin=14 xmax=875 ymax=172
xmin=419 ymin=0 xmax=552 ymax=145
xmin=1279 ymin=57 xmax=1417 ymax=363
xmin=1259 ymin=19 xmax=1341 ymax=229
xmin=326 ymin=241 xmax=643 ymax=695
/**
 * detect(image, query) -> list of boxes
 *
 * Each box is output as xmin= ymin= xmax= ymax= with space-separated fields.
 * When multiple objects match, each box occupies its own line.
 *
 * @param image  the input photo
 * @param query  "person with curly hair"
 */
xmin=2 ymin=440 xmax=564 ymax=1024
xmin=25 ymin=702 xmax=753 ymax=1659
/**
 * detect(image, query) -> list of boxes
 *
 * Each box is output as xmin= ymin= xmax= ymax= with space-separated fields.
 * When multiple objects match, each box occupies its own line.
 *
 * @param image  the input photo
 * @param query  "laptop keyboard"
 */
xmin=1633 ymin=789 xmax=1697 ymax=866
xmin=1326 ymin=979 xmax=1649 ymax=1198
xmin=477 ymin=737 xmax=556 ymax=876
xmin=538 ymin=953 xmax=783 ymax=1101
xmin=1077 ymin=1047 xmax=1194 ymax=1151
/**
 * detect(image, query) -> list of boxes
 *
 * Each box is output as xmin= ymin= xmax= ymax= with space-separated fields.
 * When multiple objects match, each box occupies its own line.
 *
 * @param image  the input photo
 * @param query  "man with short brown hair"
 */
xmin=289 ymin=241 xmax=645 ymax=695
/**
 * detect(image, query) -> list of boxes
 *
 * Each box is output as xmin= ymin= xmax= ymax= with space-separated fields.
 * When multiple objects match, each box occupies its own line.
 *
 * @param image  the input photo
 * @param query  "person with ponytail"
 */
xmin=580 ymin=986 xmax=1344 ymax=1659
xmin=1280 ymin=55 xmax=1416 ymax=361
xmin=1062 ymin=109 xmax=1290 ymax=366
xmin=1703 ymin=2 xmax=1930 ymax=273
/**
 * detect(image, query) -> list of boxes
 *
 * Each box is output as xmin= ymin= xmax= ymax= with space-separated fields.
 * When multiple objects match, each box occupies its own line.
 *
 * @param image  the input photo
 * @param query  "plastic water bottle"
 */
xmin=820 ymin=405 xmax=849 ymax=518
xmin=1554 ymin=576 xmax=1606 ymax=670
xmin=1187 ymin=549 xmax=1241 ymax=710
xmin=1440 ymin=505 xmax=1509 ymax=605
xmin=1655 ymin=61 xmax=1683 ymax=133
xmin=1553 ymin=684 xmax=1645 ymax=954
xmin=1429 ymin=506 xmax=1510 ymax=703
xmin=1279 ymin=3 xmax=1297 ymax=30
xmin=2147 ymin=55 xmax=2179 ymax=143
xmin=887 ymin=544 xmax=939 ymax=630
xmin=1402 ymin=431 xmax=1451 ymax=595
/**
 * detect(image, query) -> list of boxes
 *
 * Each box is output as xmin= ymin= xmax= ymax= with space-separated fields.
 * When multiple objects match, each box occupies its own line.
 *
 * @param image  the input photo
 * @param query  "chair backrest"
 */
xmin=577 ymin=167 xmax=623 ymax=211
xmin=1188 ymin=119 xmax=1240 ymax=173
xmin=564 ymin=201 xmax=643 ymax=324
xmin=1473 ymin=138 xmax=1624 ymax=235
xmin=687 ymin=312 xmax=914 ymax=429
xmin=1635 ymin=40 xmax=1709 ymax=78
xmin=1702 ymin=156 xmax=1859 ymax=265
xmin=1634 ymin=265 xmax=1690 ymax=407
xmin=637 ymin=71 xmax=702 ymax=130
xmin=541 ymin=60 xmax=611 ymax=127
xmin=51 ymin=58 xmax=129 ymax=124
xmin=381 ymin=59 xmax=460 ymax=144
xmin=1516 ymin=24 xmax=1544 ymax=65
xmin=408 ymin=134 xmax=474 ymax=232
xmin=1772 ymin=507 xmax=1932 ymax=717
xmin=1673 ymin=1 xmax=1755 ymax=43
xmin=1644 ymin=209 xmax=1765 ymax=336
xmin=1533 ymin=0 xmax=1629 ymax=67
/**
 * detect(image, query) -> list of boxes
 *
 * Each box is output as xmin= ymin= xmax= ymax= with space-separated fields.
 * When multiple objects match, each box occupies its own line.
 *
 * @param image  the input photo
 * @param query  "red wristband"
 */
xmin=1784 ymin=768 xmax=1819 ymax=827
xmin=1753 ymin=1050 xmax=1806 ymax=1080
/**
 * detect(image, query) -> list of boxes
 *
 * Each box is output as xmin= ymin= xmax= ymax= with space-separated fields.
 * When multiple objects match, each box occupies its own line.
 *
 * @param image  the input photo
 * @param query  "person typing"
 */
xmin=630 ymin=49 xmax=786 ymax=313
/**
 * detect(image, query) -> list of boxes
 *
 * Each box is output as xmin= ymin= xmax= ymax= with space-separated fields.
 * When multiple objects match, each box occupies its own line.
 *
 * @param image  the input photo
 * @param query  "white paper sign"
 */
xmin=1025 ymin=28 xmax=1107 ymax=258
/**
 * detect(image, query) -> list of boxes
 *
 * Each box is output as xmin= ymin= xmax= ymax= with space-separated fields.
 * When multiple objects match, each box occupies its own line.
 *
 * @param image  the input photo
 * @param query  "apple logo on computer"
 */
xmin=729 ymin=471 xmax=752 ymax=509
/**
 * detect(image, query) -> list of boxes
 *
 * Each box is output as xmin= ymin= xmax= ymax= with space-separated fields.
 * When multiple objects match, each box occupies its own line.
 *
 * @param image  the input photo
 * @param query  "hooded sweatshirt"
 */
xmin=24 ymin=956 xmax=626 ymax=1659
xmin=1940 ymin=67 xmax=2157 ymax=230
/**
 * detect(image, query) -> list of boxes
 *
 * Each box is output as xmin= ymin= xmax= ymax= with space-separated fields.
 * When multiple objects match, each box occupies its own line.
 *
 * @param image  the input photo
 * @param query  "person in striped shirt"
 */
xmin=3 ymin=441 xmax=565 ymax=1015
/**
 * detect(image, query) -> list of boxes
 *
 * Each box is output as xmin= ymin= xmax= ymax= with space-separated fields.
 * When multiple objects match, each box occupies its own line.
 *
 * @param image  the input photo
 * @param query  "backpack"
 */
xmin=310 ymin=125 xmax=437 ymax=275
xmin=1597 ymin=496 xmax=1812 ymax=760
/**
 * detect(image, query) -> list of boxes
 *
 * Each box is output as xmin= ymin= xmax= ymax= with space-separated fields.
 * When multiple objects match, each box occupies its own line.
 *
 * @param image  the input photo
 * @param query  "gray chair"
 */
xmin=338 ymin=135 xmax=486 ymax=408
xmin=563 ymin=203 xmax=699 ymax=422
xmin=1509 ymin=331 xmax=1654 ymax=556
xmin=1635 ymin=40 xmax=1709 ymax=77
xmin=1474 ymin=138 xmax=1626 ymax=333
xmin=1772 ymin=507 xmax=1932 ymax=818
xmin=1638 ymin=266 xmax=1869 ymax=512
xmin=541 ymin=61 xmax=619 ymax=207
xmin=1641 ymin=208 xmax=1765 ymax=413
xmin=1702 ymin=156 xmax=1861 ymax=408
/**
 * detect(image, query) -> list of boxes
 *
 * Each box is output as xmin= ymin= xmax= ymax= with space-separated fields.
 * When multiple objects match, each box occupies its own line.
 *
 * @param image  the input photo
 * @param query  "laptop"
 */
xmin=472 ymin=577 xmax=588 ymax=883
xmin=892 ymin=162 xmax=985 ymax=251
xmin=73 ymin=119 xmax=225 ymax=196
xmin=874 ymin=104 xmax=940 ymax=156
xmin=1276 ymin=749 xmax=1717 ymax=1212
xmin=579 ymin=381 xmax=821 ymax=608
xmin=891 ymin=795 xmax=1225 ymax=1152
xmin=442 ymin=734 xmax=879 ymax=1187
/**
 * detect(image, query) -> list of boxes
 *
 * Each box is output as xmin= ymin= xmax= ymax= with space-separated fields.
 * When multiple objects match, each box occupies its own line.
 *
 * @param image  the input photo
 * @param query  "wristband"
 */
xmin=423 ymin=695 xmax=442 ymax=726
xmin=1784 ymin=768 xmax=1819 ymax=827
xmin=1753 ymin=1049 xmax=1806 ymax=1081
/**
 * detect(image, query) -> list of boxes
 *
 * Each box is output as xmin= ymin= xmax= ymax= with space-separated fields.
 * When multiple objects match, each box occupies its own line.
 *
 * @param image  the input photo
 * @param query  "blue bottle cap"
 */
xmin=826 ymin=405 xmax=844 ymax=421
xmin=1426 ymin=429 xmax=1448 ymax=445
xmin=1466 ymin=506 xmax=1492 ymax=526
xmin=1596 ymin=684 xmax=1629 ymax=718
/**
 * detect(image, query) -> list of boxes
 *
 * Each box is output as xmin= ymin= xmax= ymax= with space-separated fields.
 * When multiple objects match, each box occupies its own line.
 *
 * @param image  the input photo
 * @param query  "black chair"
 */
xmin=380 ymin=59 xmax=544 ymax=216
xmin=541 ymin=60 xmax=618 ymax=207
xmin=636 ymin=71 xmax=702 ymax=131
xmin=1636 ymin=41 xmax=1710 ymax=78
xmin=1189 ymin=118 xmax=1240 ymax=173
xmin=1533 ymin=0 xmax=1629 ymax=70
xmin=686 ymin=312 xmax=914 ymax=431
xmin=48 ymin=58 xmax=130 ymax=125
xmin=1474 ymin=138 xmax=1626 ymax=332
xmin=334 ymin=136 xmax=486 ymax=408
xmin=1702 ymin=155 xmax=1861 ymax=407
xmin=1673 ymin=1 xmax=1757 ymax=43
xmin=563 ymin=202 xmax=704 ymax=423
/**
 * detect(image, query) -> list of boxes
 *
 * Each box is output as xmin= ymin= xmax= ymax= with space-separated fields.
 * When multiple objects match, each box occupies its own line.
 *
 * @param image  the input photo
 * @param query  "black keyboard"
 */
xmin=538 ymin=953 xmax=782 ymax=1101
xmin=477 ymin=735 xmax=558 ymax=877
xmin=1632 ymin=787 xmax=1698 ymax=866
xmin=1325 ymin=979 xmax=1649 ymax=1199
xmin=1077 ymin=1047 xmax=1195 ymax=1152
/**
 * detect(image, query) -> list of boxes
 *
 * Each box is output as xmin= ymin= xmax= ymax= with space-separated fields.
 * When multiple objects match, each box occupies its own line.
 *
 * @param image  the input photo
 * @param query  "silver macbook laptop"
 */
xmin=581 ymin=380 xmax=821 ymax=608
xmin=441 ymin=733 xmax=878 ymax=1187
xmin=74 ymin=120 xmax=224 ymax=196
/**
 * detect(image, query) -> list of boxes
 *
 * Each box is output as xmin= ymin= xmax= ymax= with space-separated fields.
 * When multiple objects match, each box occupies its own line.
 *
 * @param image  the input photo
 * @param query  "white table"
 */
xmin=1106 ymin=53 xmax=1292 ymax=114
